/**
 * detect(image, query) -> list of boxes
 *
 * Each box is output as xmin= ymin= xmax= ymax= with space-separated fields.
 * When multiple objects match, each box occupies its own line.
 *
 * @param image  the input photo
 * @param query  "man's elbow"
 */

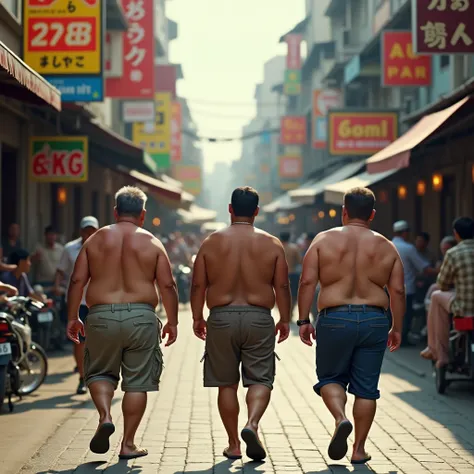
xmin=299 ymin=277 xmax=316 ymax=289
xmin=388 ymin=285 xmax=405 ymax=298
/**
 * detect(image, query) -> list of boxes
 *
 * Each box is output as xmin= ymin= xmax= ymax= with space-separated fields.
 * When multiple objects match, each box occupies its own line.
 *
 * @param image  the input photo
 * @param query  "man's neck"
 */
xmin=13 ymin=269 xmax=22 ymax=279
xmin=231 ymin=217 xmax=253 ymax=225
xmin=345 ymin=219 xmax=369 ymax=229
xmin=117 ymin=217 xmax=140 ymax=226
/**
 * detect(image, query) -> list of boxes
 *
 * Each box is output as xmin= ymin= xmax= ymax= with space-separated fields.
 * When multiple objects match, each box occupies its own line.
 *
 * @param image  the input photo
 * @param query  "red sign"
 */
xmin=280 ymin=116 xmax=307 ymax=145
xmin=382 ymin=31 xmax=432 ymax=86
xmin=106 ymin=0 xmax=155 ymax=98
xmin=171 ymin=102 xmax=182 ymax=163
xmin=286 ymin=34 xmax=302 ymax=70
xmin=279 ymin=156 xmax=302 ymax=178
xmin=413 ymin=0 xmax=474 ymax=54
xmin=156 ymin=65 xmax=177 ymax=97
xmin=328 ymin=111 xmax=398 ymax=156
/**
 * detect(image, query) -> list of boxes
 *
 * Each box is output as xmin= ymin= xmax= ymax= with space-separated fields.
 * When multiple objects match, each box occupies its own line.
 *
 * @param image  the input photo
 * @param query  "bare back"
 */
xmin=85 ymin=223 xmax=161 ymax=306
xmin=202 ymin=226 xmax=283 ymax=309
xmin=314 ymin=226 xmax=398 ymax=309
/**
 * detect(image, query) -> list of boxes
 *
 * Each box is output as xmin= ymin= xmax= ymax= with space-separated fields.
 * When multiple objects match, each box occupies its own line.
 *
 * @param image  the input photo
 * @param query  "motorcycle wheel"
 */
xmin=18 ymin=343 xmax=48 ymax=396
xmin=0 ymin=365 xmax=6 ymax=413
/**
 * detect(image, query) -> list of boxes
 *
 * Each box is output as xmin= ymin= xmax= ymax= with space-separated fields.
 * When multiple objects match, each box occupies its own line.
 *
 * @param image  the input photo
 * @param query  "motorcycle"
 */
xmin=0 ymin=297 xmax=48 ymax=412
xmin=0 ymin=314 xmax=18 ymax=413
xmin=30 ymin=285 xmax=55 ymax=351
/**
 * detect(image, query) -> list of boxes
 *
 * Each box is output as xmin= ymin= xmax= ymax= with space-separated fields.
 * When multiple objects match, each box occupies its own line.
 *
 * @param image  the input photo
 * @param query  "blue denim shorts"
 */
xmin=314 ymin=305 xmax=389 ymax=400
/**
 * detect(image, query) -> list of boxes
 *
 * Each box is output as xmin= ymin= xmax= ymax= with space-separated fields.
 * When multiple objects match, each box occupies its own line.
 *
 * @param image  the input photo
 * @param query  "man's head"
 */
xmin=280 ymin=232 xmax=290 ymax=243
xmin=453 ymin=217 xmax=474 ymax=242
xmin=44 ymin=225 xmax=57 ymax=247
xmin=440 ymin=236 xmax=456 ymax=256
xmin=229 ymin=186 xmax=259 ymax=222
xmin=393 ymin=220 xmax=410 ymax=240
xmin=342 ymin=187 xmax=376 ymax=225
xmin=114 ymin=186 xmax=147 ymax=227
xmin=415 ymin=232 xmax=430 ymax=252
xmin=8 ymin=223 xmax=20 ymax=240
xmin=9 ymin=249 xmax=31 ymax=273
xmin=305 ymin=233 xmax=316 ymax=245
xmin=80 ymin=216 xmax=99 ymax=242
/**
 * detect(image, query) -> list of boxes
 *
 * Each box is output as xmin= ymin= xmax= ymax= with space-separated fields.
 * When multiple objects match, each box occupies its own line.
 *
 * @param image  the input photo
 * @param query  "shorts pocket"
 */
xmin=320 ymin=323 xmax=345 ymax=329
xmin=89 ymin=323 xmax=107 ymax=329
xmin=133 ymin=320 xmax=153 ymax=327
xmin=250 ymin=319 xmax=274 ymax=328
xmin=209 ymin=320 xmax=231 ymax=329
xmin=152 ymin=346 xmax=164 ymax=385
xmin=369 ymin=322 xmax=389 ymax=328
xmin=84 ymin=348 xmax=91 ymax=378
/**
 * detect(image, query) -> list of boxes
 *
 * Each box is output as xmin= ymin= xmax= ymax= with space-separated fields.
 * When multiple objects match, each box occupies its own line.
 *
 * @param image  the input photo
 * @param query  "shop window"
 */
xmin=440 ymin=176 xmax=456 ymax=240
xmin=1 ymin=145 xmax=18 ymax=242
xmin=440 ymin=55 xmax=450 ymax=69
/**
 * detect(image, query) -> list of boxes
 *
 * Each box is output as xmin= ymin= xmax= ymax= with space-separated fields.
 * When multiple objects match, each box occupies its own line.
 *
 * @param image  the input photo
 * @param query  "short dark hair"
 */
xmin=417 ymin=232 xmax=430 ymax=243
xmin=343 ymin=187 xmax=375 ymax=221
xmin=453 ymin=217 xmax=474 ymax=240
xmin=9 ymin=249 xmax=30 ymax=266
xmin=45 ymin=225 xmax=56 ymax=234
xmin=231 ymin=186 xmax=259 ymax=217
xmin=280 ymin=232 xmax=290 ymax=242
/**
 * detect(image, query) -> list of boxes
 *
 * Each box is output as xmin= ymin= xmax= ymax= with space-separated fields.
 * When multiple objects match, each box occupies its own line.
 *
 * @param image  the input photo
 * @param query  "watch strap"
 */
xmin=297 ymin=319 xmax=311 ymax=326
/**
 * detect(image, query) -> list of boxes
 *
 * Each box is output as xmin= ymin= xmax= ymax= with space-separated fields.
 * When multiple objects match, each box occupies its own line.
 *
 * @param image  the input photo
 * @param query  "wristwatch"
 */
xmin=297 ymin=319 xmax=311 ymax=327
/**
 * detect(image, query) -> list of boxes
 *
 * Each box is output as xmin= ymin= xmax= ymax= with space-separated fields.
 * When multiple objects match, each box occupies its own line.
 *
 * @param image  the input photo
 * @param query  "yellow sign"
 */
xmin=133 ymin=92 xmax=171 ymax=155
xmin=23 ymin=0 xmax=102 ymax=75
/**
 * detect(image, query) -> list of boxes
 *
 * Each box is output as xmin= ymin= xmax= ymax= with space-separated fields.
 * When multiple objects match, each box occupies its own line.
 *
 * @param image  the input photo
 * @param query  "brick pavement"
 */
xmin=13 ymin=308 xmax=474 ymax=474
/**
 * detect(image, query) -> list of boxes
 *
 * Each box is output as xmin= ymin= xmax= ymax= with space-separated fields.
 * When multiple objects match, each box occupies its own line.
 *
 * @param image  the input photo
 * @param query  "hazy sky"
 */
xmin=166 ymin=0 xmax=305 ymax=173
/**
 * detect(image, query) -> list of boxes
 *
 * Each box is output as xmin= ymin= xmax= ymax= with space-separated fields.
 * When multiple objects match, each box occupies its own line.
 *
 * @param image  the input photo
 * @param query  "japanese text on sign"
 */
xmin=413 ymin=0 xmax=474 ymax=53
xmin=23 ymin=0 xmax=102 ymax=75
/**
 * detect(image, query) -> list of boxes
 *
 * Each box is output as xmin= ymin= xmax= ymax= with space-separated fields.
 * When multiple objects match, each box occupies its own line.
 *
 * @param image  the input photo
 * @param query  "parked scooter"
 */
xmin=30 ymin=285 xmax=55 ymax=351
xmin=0 ymin=313 xmax=20 ymax=413
xmin=0 ymin=296 xmax=48 ymax=412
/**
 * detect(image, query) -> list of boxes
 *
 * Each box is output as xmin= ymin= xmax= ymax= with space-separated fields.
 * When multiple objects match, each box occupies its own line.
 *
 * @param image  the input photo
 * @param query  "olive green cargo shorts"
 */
xmin=204 ymin=306 xmax=276 ymax=390
xmin=84 ymin=303 xmax=163 ymax=392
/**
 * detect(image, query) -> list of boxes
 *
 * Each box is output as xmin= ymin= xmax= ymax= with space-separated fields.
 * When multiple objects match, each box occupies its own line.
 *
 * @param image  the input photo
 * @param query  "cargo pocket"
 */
xmin=274 ymin=352 xmax=280 ymax=377
xmin=84 ymin=348 xmax=91 ymax=379
xmin=153 ymin=345 xmax=164 ymax=386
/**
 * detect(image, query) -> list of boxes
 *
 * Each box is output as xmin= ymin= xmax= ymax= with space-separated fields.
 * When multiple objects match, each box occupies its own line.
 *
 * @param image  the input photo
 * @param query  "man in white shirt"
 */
xmin=33 ymin=225 xmax=64 ymax=288
xmin=54 ymin=216 xmax=99 ymax=394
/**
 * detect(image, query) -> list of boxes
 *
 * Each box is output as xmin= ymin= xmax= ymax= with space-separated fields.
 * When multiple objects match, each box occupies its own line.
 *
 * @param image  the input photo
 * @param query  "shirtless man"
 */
xmin=280 ymin=232 xmax=302 ymax=319
xmin=67 ymin=186 xmax=178 ymax=460
xmin=298 ymin=187 xmax=405 ymax=465
xmin=191 ymin=186 xmax=291 ymax=461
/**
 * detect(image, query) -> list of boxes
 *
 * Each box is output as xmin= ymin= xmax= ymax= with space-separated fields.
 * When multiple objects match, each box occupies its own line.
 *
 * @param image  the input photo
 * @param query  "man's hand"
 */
xmin=193 ymin=319 xmax=207 ymax=341
xmin=299 ymin=323 xmax=316 ymax=346
xmin=67 ymin=319 xmax=85 ymax=344
xmin=53 ymin=285 xmax=63 ymax=297
xmin=162 ymin=323 xmax=178 ymax=347
xmin=275 ymin=320 xmax=289 ymax=343
xmin=387 ymin=328 xmax=401 ymax=352
xmin=4 ymin=285 xmax=18 ymax=297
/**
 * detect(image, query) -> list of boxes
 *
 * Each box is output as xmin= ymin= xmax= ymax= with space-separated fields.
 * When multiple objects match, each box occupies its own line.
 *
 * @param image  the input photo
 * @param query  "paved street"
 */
xmin=1 ymin=307 xmax=474 ymax=474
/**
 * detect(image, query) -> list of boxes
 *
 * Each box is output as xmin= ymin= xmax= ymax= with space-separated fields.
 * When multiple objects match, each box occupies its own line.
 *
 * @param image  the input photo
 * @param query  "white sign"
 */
xmin=105 ymin=32 xmax=124 ymax=78
xmin=317 ymin=90 xmax=342 ymax=115
xmin=122 ymin=101 xmax=155 ymax=123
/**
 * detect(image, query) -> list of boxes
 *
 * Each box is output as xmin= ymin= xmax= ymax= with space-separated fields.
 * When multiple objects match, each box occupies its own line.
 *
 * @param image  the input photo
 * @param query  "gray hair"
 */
xmin=115 ymin=186 xmax=147 ymax=218
xmin=440 ymin=236 xmax=456 ymax=247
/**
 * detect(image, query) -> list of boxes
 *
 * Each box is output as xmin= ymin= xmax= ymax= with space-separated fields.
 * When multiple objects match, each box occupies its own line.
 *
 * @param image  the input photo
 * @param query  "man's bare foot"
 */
xmin=420 ymin=348 xmax=435 ymax=360
xmin=351 ymin=448 xmax=372 ymax=464
xmin=223 ymin=445 xmax=242 ymax=460
xmin=118 ymin=444 xmax=148 ymax=460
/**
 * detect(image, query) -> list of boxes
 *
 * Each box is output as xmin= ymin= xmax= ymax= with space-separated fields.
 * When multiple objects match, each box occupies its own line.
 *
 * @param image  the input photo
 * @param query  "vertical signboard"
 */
xmin=312 ymin=89 xmax=342 ymax=149
xmin=280 ymin=116 xmax=307 ymax=145
xmin=284 ymin=34 xmax=302 ymax=96
xmin=106 ymin=0 xmax=155 ymax=98
xmin=413 ymin=0 xmax=474 ymax=54
xmin=171 ymin=101 xmax=182 ymax=163
xmin=173 ymin=165 xmax=202 ymax=196
xmin=132 ymin=92 xmax=172 ymax=169
xmin=23 ymin=0 xmax=104 ymax=102
xmin=382 ymin=31 xmax=432 ymax=86
xmin=279 ymin=156 xmax=303 ymax=178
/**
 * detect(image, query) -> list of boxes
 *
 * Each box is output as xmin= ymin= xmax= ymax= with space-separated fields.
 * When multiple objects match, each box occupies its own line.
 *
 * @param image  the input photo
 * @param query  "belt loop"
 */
xmin=127 ymin=303 xmax=131 ymax=312
xmin=348 ymin=304 xmax=352 ymax=313
xmin=363 ymin=304 xmax=366 ymax=313
xmin=111 ymin=304 xmax=115 ymax=313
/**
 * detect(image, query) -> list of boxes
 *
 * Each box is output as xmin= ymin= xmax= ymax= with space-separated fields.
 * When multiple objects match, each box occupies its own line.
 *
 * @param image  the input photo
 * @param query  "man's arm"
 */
xmin=409 ymin=247 xmax=437 ymax=277
xmin=67 ymin=246 xmax=90 ymax=322
xmin=298 ymin=241 xmax=319 ymax=321
xmin=273 ymin=242 xmax=291 ymax=323
xmin=190 ymin=245 xmax=208 ymax=322
xmin=54 ymin=248 xmax=69 ymax=294
xmin=0 ymin=282 xmax=18 ymax=296
xmin=155 ymin=241 xmax=178 ymax=327
xmin=437 ymin=252 xmax=455 ymax=291
xmin=387 ymin=251 xmax=406 ymax=333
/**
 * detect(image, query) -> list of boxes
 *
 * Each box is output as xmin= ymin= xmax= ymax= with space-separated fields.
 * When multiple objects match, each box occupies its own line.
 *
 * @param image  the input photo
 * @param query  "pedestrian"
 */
xmin=190 ymin=186 xmax=291 ymax=461
xmin=280 ymin=231 xmax=302 ymax=320
xmin=298 ymin=187 xmax=405 ymax=465
xmin=391 ymin=220 xmax=436 ymax=345
xmin=66 ymin=186 xmax=178 ymax=460
xmin=54 ymin=216 xmax=99 ymax=395
xmin=1 ymin=223 xmax=22 ymax=261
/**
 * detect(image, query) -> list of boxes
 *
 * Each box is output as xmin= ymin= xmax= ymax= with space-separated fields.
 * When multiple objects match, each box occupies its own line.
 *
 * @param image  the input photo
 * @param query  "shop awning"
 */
xmin=278 ymin=16 xmax=310 ymax=42
xmin=324 ymin=169 xmax=399 ymax=205
xmin=262 ymin=192 xmax=302 ymax=214
xmin=177 ymin=204 xmax=217 ymax=224
xmin=366 ymin=97 xmax=470 ymax=174
xmin=289 ymin=161 xmax=365 ymax=205
xmin=126 ymin=169 xmax=182 ymax=201
xmin=0 ymin=41 xmax=61 ymax=110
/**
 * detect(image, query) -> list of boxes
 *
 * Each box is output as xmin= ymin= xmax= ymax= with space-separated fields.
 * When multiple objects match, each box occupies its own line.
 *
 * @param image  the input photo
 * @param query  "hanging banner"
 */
xmin=328 ymin=110 xmax=398 ymax=156
xmin=382 ymin=31 xmax=432 ymax=86
xmin=171 ymin=101 xmax=182 ymax=163
xmin=23 ymin=0 xmax=102 ymax=75
xmin=412 ymin=0 xmax=474 ymax=54
xmin=285 ymin=34 xmax=302 ymax=69
xmin=122 ymin=101 xmax=155 ymax=123
xmin=284 ymin=69 xmax=302 ymax=95
xmin=29 ymin=136 xmax=88 ymax=182
xmin=173 ymin=165 xmax=202 ymax=195
xmin=279 ymin=156 xmax=303 ymax=178
xmin=106 ymin=0 xmax=155 ymax=98
xmin=132 ymin=92 xmax=171 ymax=169
xmin=280 ymin=116 xmax=307 ymax=145
xmin=312 ymin=89 xmax=343 ymax=149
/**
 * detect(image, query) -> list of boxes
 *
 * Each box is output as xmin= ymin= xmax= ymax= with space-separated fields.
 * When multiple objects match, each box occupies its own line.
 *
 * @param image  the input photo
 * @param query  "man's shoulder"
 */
xmin=65 ymin=237 xmax=82 ymax=249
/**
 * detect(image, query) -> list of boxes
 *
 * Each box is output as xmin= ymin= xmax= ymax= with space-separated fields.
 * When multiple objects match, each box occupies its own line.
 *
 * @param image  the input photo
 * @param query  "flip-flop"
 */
xmin=328 ymin=420 xmax=353 ymax=460
xmin=118 ymin=449 xmax=149 ymax=460
xmin=241 ymin=428 xmax=266 ymax=461
xmin=223 ymin=449 xmax=242 ymax=460
xmin=351 ymin=454 xmax=372 ymax=465
xmin=89 ymin=423 xmax=115 ymax=454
